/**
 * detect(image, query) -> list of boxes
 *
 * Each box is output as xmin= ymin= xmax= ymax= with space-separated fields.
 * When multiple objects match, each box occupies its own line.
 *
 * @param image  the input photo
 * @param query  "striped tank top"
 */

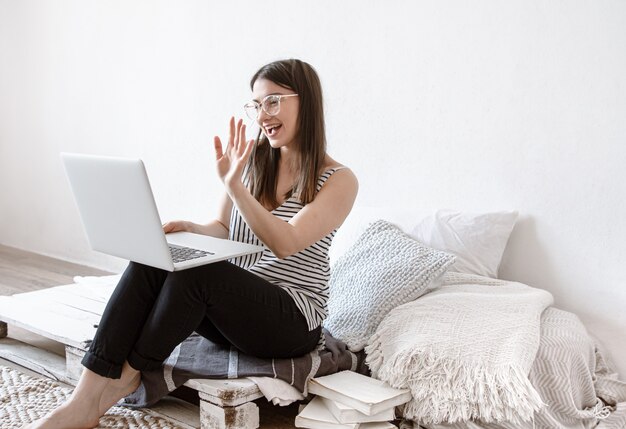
xmin=228 ymin=167 xmax=345 ymax=331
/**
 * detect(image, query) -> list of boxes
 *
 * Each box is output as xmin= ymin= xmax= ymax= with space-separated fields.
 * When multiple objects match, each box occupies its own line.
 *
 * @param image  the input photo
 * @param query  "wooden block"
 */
xmin=149 ymin=396 xmax=201 ymax=429
xmin=0 ymin=321 xmax=7 ymax=338
xmin=65 ymin=345 xmax=86 ymax=384
xmin=0 ymin=337 xmax=70 ymax=383
xmin=190 ymin=378 xmax=262 ymax=407
xmin=200 ymin=400 xmax=259 ymax=429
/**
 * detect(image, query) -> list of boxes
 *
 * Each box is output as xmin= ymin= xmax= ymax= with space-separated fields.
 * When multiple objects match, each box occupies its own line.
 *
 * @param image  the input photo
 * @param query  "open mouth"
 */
xmin=265 ymin=124 xmax=282 ymax=137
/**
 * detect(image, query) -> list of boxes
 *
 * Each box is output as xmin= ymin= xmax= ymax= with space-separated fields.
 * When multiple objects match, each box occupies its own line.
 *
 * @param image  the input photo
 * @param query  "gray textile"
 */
xmin=121 ymin=329 xmax=367 ymax=408
xmin=411 ymin=307 xmax=626 ymax=429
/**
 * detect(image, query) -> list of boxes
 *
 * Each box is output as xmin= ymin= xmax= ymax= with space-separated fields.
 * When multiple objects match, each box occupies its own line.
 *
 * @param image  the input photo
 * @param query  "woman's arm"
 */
xmin=162 ymin=191 xmax=233 ymax=239
xmin=214 ymin=117 xmax=358 ymax=258
xmin=227 ymin=169 xmax=358 ymax=259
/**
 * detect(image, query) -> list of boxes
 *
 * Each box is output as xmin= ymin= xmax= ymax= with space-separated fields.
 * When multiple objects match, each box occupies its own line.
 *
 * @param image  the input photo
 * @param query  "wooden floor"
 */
xmin=0 ymin=244 xmax=112 ymax=295
xmin=0 ymin=244 xmax=300 ymax=428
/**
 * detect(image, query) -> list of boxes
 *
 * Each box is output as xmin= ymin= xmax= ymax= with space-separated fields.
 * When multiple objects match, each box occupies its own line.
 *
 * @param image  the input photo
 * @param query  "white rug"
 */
xmin=0 ymin=365 xmax=182 ymax=428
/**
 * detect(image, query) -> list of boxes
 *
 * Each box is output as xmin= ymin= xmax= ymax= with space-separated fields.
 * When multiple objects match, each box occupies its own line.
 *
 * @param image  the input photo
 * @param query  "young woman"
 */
xmin=26 ymin=58 xmax=358 ymax=429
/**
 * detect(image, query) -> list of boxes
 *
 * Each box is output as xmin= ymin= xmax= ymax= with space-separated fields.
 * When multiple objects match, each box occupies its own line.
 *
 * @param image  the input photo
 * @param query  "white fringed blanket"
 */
xmin=365 ymin=272 xmax=554 ymax=425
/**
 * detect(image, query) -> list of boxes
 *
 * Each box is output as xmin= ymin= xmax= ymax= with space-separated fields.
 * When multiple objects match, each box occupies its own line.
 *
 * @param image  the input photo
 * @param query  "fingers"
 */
xmin=163 ymin=220 xmax=188 ymax=234
xmin=214 ymin=136 xmax=223 ymax=160
xmin=242 ymin=138 xmax=255 ymax=161
xmin=239 ymin=124 xmax=247 ymax=155
xmin=224 ymin=116 xmax=248 ymax=157
xmin=234 ymin=118 xmax=244 ymax=152
xmin=228 ymin=116 xmax=236 ymax=149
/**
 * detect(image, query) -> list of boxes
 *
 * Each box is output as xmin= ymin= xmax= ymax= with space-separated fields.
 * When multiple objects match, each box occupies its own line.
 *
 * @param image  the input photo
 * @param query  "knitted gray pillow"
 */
xmin=324 ymin=219 xmax=456 ymax=352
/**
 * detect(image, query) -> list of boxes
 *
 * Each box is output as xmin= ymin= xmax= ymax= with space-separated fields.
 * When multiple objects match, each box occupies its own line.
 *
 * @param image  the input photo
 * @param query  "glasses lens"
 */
xmin=244 ymin=103 xmax=258 ymax=120
xmin=263 ymin=95 xmax=281 ymax=116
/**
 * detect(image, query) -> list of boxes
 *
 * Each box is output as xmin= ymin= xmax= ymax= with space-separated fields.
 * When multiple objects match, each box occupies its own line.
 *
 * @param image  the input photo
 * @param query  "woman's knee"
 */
xmin=117 ymin=262 xmax=169 ymax=297
xmin=159 ymin=269 xmax=209 ymax=304
xmin=161 ymin=262 xmax=237 ymax=296
xmin=122 ymin=261 xmax=166 ymax=283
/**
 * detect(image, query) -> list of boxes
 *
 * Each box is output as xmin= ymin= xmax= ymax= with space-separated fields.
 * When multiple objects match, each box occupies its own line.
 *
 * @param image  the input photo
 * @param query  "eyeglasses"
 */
xmin=243 ymin=94 xmax=299 ymax=120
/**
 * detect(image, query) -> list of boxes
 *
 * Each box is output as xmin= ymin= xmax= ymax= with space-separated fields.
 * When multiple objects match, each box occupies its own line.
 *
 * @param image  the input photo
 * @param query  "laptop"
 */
xmin=61 ymin=152 xmax=263 ymax=271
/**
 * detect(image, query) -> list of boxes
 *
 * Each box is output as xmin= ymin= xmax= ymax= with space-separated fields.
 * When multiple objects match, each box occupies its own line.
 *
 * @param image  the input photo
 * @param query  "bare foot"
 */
xmin=22 ymin=363 xmax=141 ymax=428
xmin=98 ymin=371 xmax=141 ymax=415
xmin=22 ymin=400 xmax=100 ymax=429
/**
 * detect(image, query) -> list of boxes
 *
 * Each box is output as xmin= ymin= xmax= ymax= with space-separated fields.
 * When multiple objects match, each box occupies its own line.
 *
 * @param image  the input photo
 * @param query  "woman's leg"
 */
xmin=23 ymin=262 xmax=167 ymax=429
xmin=127 ymin=261 xmax=321 ymax=366
xmin=26 ymin=261 xmax=319 ymax=428
xmin=82 ymin=262 xmax=168 ymax=378
xmin=23 ymin=364 xmax=141 ymax=429
xmin=22 ymin=368 xmax=106 ymax=429
xmin=195 ymin=317 xmax=230 ymax=345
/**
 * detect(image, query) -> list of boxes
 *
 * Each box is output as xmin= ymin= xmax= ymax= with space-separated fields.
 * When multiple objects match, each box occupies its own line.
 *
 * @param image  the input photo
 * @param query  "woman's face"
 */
xmin=251 ymin=78 xmax=300 ymax=150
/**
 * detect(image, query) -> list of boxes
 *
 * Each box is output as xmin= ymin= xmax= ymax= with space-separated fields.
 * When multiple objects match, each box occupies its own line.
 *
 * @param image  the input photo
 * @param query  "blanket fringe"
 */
xmin=365 ymin=333 xmax=544 ymax=425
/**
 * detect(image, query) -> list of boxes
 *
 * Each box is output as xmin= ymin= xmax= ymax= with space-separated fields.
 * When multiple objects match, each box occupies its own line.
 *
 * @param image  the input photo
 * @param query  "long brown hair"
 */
xmin=246 ymin=59 xmax=327 ymax=209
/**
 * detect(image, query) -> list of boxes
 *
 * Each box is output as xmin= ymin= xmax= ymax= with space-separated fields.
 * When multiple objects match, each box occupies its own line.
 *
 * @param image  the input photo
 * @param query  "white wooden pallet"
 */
xmin=0 ymin=281 xmax=264 ymax=429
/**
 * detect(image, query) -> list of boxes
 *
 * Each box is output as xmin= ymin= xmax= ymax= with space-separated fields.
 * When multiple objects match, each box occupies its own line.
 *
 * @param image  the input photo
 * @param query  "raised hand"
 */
xmin=214 ymin=117 xmax=255 ymax=190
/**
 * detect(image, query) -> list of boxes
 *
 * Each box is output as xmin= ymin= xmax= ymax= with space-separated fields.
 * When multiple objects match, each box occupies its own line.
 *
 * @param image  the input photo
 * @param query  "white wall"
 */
xmin=1 ymin=1 xmax=625 ymax=375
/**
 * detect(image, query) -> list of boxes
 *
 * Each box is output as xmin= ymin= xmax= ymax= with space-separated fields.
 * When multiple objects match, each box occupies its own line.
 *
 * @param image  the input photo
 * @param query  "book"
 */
xmin=307 ymin=370 xmax=411 ymax=416
xmin=295 ymin=396 xmax=398 ymax=429
xmin=361 ymin=423 xmax=397 ymax=429
xmin=322 ymin=396 xmax=395 ymax=424
xmin=296 ymin=396 xmax=359 ymax=429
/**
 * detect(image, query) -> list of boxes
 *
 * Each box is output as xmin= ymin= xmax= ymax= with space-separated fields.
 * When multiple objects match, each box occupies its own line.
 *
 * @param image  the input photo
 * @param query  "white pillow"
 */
xmin=325 ymin=220 xmax=456 ymax=352
xmin=410 ymin=210 xmax=518 ymax=279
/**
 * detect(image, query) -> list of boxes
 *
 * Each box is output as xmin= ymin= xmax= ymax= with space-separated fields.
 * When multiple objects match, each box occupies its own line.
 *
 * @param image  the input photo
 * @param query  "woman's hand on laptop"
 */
xmin=162 ymin=220 xmax=192 ymax=234
xmin=163 ymin=220 xmax=229 ymax=238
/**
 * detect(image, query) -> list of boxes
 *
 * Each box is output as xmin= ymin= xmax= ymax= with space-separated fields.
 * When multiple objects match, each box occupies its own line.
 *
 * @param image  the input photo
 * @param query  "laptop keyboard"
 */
xmin=168 ymin=244 xmax=215 ymax=263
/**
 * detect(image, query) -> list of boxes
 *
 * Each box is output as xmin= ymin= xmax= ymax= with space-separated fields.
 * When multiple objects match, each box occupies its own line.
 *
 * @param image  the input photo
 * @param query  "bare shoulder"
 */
xmin=299 ymin=157 xmax=358 ymax=231
xmin=321 ymin=158 xmax=359 ymax=192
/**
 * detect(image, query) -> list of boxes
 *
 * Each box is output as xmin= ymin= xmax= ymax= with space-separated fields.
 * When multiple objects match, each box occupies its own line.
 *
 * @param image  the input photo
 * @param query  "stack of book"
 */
xmin=295 ymin=370 xmax=412 ymax=429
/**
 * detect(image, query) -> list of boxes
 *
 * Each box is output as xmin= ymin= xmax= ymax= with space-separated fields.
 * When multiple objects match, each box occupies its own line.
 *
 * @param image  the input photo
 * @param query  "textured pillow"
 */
xmin=324 ymin=219 xmax=456 ymax=352
xmin=410 ymin=210 xmax=518 ymax=279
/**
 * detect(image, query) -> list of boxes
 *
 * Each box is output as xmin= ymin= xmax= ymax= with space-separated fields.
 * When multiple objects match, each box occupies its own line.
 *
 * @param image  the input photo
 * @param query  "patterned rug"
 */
xmin=0 ymin=365 xmax=184 ymax=428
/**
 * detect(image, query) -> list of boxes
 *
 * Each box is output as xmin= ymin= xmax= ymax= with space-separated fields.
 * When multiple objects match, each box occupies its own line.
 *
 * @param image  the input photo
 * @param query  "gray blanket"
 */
xmin=413 ymin=308 xmax=626 ymax=429
xmin=122 ymin=329 xmax=367 ymax=408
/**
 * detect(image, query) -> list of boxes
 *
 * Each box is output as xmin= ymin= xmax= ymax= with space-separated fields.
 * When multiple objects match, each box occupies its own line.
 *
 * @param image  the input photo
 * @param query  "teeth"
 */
xmin=265 ymin=124 xmax=280 ymax=135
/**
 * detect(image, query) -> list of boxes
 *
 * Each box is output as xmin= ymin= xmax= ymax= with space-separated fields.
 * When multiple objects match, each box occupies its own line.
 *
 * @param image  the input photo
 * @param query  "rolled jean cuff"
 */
xmin=127 ymin=350 xmax=165 ymax=372
xmin=81 ymin=350 xmax=123 ymax=379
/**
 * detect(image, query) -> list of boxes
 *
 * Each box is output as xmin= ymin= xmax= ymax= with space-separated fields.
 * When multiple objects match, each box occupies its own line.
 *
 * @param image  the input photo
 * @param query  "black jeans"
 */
xmin=81 ymin=261 xmax=321 ymax=379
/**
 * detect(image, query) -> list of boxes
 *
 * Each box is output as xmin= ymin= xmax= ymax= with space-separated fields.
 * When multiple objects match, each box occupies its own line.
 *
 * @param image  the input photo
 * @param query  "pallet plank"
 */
xmin=0 ymin=296 xmax=95 ymax=348
xmin=53 ymin=282 xmax=117 ymax=303
xmin=12 ymin=287 xmax=107 ymax=316
xmin=0 ymin=337 xmax=68 ymax=383
xmin=7 ymin=294 xmax=102 ymax=326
